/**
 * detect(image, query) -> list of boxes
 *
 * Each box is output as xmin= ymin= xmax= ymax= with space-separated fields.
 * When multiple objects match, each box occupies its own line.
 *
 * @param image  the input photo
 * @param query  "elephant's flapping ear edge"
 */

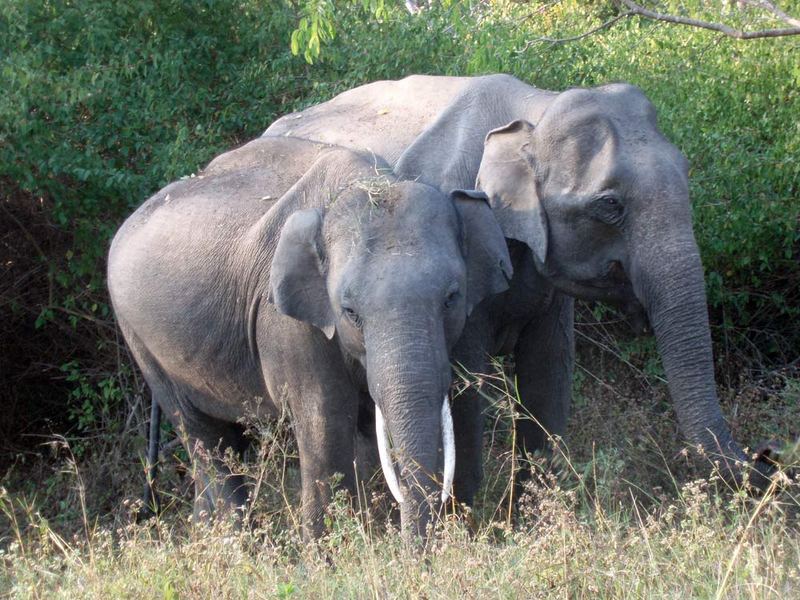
xmin=476 ymin=119 xmax=548 ymax=265
xmin=268 ymin=208 xmax=336 ymax=339
xmin=451 ymin=189 xmax=514 ymax=315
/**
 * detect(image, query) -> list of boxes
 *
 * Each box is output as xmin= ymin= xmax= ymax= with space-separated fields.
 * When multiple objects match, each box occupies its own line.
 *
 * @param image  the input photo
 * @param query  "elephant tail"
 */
xmin=137 ymin=397 xmax=162 ymax=521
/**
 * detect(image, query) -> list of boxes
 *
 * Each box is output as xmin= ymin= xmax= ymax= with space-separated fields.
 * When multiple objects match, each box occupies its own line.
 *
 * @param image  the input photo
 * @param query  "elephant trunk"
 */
xmin=365 ymin=317 xmax=453 ymax=540
xmin=630 ymin=231 xmax=771 ymax=488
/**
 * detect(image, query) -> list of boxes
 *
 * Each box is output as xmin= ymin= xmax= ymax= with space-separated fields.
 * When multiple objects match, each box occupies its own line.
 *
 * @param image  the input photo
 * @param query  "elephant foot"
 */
xmin=441 ymin=499 xmax=478 ymax=536
xmin=749 ymin=440 xmax=787 ymax=493
xmin=134 ymin=482 xmax=160 ymax=523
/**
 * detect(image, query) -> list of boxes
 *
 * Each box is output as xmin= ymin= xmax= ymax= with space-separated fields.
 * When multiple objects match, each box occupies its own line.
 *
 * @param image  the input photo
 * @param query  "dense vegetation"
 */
xmin=1 ymin=0 xmax=798 ymax=596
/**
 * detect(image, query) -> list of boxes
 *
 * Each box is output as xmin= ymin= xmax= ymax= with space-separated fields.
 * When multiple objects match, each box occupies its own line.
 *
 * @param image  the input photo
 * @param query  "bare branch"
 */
xmin=515 ymin=0 xmax=800 ymax=47
xmin=618 ymin=0 xmax=800 ymax=39
xmin=742 ymin=0 xmax=800 ymax=28
xmin=517 ymin=11 xmax=636 ymax=48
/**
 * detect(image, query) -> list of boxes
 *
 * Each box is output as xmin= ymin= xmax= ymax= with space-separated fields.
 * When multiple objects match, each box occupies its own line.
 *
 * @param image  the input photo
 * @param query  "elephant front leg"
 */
xmin=513 ymin=293 xmax=574 ymax=499
xmin=291 ymin=393 xmax=359 ymax=541
xmin=450 ymin=319 xmax=496 ymax=509
xmin=450 ymin=386 xmax=485 ymax=510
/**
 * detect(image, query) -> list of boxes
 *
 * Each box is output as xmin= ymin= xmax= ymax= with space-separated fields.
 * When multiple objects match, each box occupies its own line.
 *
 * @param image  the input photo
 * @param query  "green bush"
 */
xmin=0 ymin=0 xmax=305 ymax=302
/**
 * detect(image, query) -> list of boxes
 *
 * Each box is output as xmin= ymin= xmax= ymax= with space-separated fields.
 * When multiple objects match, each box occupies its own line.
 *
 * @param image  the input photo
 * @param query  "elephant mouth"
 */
xmin=548 ymin=276 xmax=650 ymax=334
xmin=550 ymin=275 xmax=637 ymax=304
xmin=621 ymin=299 xmax=650 ymax=335
xmin=540 ymin=258 xmax=636 ymax=303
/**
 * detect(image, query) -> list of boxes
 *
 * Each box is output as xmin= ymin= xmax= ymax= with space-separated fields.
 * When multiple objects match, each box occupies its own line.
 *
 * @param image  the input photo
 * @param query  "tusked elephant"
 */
xmin=264 ymin=74 xmax=774 ymax=504
xmin=108 ymin=135 xmax=512 ymax=539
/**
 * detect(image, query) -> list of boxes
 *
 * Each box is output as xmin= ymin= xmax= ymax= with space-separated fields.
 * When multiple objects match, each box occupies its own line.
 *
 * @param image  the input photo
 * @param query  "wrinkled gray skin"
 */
xmin=108 ymin=136 xmax=512 ymax=539
xmin=265 ymin=74 xmax=772 ymax=502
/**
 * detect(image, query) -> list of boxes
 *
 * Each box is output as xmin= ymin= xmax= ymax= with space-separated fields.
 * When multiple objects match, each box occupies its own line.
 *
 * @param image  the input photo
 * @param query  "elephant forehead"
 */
xmin=537 ymin=125 xmax=622 ymax=193
xmin=535 ymin=110 xmax=686 ymax=197
xmin=331 ymin=237 xmax=464 ymax=312
xmin=327 ymin=213 xmax=463 ymax=289
xmin=330 ymin=182 xmax=459 ymax=244
xmin=359 ymin=210 xmax=460 ymax=257
xmin=356 ymin=252 xmax=464 ymax=306
xmin=537 ymin=96 xmax=662 ymax=157
xmin=542 ymin=84 xmax=656 ymax=126
xmin=383 ymin=182 xmax=459 ymax=225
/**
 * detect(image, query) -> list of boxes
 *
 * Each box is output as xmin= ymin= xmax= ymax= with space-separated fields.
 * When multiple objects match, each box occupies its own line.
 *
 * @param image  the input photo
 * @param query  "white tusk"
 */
xmin=375 ymin=405 xmax=404 ymax=504
xmin=441 ymin=394 xmax=456 ymax=503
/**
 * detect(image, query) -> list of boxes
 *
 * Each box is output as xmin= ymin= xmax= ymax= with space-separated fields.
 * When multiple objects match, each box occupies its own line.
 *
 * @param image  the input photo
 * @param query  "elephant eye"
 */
xmin=600 ymin=195 xmax=620 ymax=207
xmin=444 ymin=291 xmax=460 ymax=310
xmin=343 ymin=307 xmax=362 ymax=328
xmin=592 ymin=195 xmax=625 ymax=224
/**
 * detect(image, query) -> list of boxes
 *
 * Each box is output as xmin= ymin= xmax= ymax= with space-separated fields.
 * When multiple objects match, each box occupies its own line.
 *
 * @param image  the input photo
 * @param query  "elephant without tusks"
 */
xmin=108 ymin=136 xmax=512 ymax=539
xmin=265 ymin=73 xmax=774 ymax=502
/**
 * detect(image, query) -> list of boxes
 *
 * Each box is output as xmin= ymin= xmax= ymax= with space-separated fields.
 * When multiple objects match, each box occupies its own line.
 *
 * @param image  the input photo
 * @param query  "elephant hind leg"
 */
xmin=154 ymin=387 xmax=250 ymax=522
xmin=120 ymin=323 xmax=251 ymax=522
xmin=182 ymin=415 xmax=250 ymax=522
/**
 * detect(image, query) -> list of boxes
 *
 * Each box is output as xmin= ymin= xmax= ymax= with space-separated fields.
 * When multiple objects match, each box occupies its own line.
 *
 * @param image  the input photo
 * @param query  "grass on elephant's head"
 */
xmin=2 ymin=362 xmax=800 ymax=597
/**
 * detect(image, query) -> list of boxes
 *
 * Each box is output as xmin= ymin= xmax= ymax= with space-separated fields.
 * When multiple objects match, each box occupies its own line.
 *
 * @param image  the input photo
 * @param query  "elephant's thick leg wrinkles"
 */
xmin=293 ymin=405 xmax=359 ymax=541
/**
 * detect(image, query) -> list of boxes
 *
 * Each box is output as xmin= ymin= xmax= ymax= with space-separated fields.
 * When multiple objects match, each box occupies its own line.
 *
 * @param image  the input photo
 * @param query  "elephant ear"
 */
xmin=268 ymin=208 xmax=335 ymax=339
xmin=476 ymin=119 xmax=548 ymax=265
xmin=451 ymin=190 xmax=514 ymax=315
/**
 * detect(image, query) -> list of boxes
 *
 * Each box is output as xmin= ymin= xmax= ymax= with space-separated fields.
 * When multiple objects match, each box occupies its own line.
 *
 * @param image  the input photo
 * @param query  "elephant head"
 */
xmin=476 ymin=83 xmax=770 ymax=487
xmin=269 ymin=176 xmax=512 ymax=537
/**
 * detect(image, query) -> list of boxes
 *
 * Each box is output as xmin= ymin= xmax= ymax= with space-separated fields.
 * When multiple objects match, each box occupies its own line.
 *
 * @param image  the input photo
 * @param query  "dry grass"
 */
xmin=1 ymin=357 xmax=799 ymax=599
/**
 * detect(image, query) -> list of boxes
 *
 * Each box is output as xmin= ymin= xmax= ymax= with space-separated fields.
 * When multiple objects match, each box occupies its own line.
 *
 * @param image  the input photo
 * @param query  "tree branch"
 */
xmin=518 ymin=11 xmax=636 ymax=47
xmin=618 ymin=0 xmax=800 ymax=39
xmin=742 ymin=0 xmax=800 ymax=28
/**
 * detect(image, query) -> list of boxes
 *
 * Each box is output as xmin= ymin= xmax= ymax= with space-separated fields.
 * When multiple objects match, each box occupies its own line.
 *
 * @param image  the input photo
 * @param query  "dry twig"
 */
xmin=517 ymin=0 xmax=800 ymax=46
xmin=618 ymin=0 xmax=800 ymax=39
